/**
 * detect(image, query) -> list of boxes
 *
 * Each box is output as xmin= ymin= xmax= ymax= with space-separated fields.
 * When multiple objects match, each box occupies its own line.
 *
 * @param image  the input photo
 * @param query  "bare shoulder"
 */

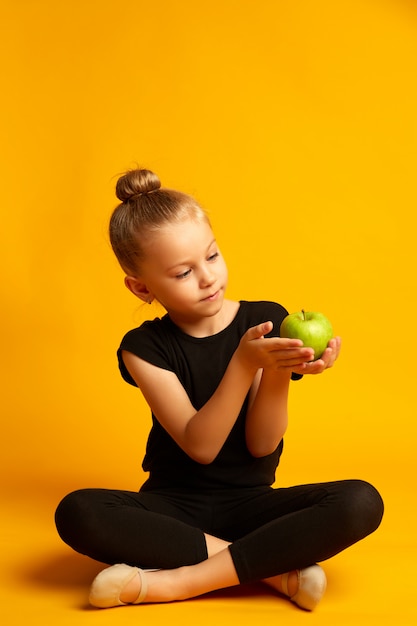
xmin=121 ymin=350 xmax=179 ymax=388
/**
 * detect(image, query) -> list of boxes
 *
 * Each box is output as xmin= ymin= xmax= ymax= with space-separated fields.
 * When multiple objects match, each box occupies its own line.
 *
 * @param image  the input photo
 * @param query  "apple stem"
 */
xmin=301 ymin=309 xmax=305 ymax=320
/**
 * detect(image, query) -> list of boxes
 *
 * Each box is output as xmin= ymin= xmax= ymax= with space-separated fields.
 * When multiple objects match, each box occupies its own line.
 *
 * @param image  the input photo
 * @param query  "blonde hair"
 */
xmin=109 ymin=169 xmax=209 ymax=274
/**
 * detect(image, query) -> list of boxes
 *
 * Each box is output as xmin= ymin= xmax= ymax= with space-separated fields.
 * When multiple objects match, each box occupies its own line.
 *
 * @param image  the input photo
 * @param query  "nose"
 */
xmin=199 ymin=265 xmax=215 ymax=288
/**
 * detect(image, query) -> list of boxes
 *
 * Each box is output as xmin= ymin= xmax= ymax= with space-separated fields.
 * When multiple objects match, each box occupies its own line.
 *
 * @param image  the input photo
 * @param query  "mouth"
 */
xmin=202 ymin=290 xmax=220 ymax=302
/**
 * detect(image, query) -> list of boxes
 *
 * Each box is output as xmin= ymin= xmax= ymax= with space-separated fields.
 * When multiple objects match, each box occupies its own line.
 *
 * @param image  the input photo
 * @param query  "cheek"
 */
xmin=171 ymin=282 xmax=195 ymax=302
xmin=220 ymin=259 xmax=228 ymax=280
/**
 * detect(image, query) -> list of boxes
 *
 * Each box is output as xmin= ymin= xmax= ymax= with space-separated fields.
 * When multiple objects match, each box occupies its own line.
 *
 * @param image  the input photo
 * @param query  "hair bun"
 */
xmin=116 ymin=169 xmax=161 ymax=202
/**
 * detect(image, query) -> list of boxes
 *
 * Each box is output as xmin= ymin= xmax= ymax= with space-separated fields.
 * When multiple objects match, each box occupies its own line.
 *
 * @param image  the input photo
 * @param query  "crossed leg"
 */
xmin=120 ymin=533 xmax=301 ymax=604
xmin=57 ymin=480 xmax=383 ymax=610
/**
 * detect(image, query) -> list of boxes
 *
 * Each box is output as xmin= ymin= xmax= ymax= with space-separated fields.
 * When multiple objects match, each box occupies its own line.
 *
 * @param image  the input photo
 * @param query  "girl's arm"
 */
xmin=245 ymin=336 xmax=342 ymax=457
xmin=121 ymin=322 xmax=313 ymax=464
xmin=245 ymin=368 xmax=292 ymax=458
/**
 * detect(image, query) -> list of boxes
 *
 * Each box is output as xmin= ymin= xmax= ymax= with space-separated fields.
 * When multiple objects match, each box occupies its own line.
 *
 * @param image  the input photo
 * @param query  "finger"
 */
xmin=323 ymin=337 xmax=341 ymax=366
xmin=301 ymin=359 xmax=326 ymax=375
xmin=334 ymin=336 xmax=342 ymax=357
xmin=272 ymin=350 xmax=316 ymax=368
xmin=246 ymin=321 xmax=274 ymax=341
xmin=328 ymin=336 xmax=342 ymax=355
xmin=268 ymin=337 xmax=305 ymax=350
xmin=320 ymin=347 xmax=333 ymax=366
xmin=310 ymin=344 xmax=338 ymax=372
xmin=270 ymin=346 xmax=314 ymax=360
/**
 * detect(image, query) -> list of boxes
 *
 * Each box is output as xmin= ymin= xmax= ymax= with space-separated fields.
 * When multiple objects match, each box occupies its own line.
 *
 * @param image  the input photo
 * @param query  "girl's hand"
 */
xmin=291 ymin=336 xmax=342 ymax=375
xmin=237 ymin=321 xmax=315 ymax=373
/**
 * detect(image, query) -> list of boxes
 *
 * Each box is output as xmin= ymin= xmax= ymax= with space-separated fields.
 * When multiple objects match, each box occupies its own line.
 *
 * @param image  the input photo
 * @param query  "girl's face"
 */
xmin=128 ymin=217 xmax=229 ymax=330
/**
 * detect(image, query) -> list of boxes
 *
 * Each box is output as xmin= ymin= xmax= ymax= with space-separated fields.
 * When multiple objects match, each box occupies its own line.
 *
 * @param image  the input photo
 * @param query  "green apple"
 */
xmin=280 ymin=310 xmax=333 ymax=360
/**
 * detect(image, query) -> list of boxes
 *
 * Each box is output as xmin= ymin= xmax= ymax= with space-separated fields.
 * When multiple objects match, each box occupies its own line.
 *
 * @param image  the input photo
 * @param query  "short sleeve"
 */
xmin=117 ymin=318 xmax=176 ymax=386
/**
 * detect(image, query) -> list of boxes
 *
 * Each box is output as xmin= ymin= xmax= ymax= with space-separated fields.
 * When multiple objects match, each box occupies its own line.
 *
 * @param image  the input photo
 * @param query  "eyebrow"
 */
xmin=166 ymin=238 xmax=217 ymax=272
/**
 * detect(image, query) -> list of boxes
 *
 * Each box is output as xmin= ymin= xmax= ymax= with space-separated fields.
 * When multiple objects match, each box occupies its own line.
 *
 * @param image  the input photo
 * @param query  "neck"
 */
xmin=169 ymin=299 xmax=240 ymax=338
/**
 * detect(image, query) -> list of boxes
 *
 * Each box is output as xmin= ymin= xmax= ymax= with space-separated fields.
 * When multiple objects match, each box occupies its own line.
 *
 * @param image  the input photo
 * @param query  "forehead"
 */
xmin=144 ymin=218 xmax=215 ymax=266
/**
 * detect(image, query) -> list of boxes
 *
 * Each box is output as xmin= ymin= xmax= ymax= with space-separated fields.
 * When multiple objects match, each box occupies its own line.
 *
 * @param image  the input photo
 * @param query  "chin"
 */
xmin=205 ymin=298 xmax=226 ymax=318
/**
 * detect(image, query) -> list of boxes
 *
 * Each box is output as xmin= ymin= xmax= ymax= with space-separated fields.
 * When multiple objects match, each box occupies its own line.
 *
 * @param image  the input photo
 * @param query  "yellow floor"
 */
xmin=1 ymin=482 xmax=415 ymax=626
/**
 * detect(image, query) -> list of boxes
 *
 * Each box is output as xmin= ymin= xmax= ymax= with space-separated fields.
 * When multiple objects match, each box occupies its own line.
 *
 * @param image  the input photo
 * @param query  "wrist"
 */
xmin=261 ymin=368 xmax=292 ymax=389
xmin=233 ymin=349 xmax=259 ymax=378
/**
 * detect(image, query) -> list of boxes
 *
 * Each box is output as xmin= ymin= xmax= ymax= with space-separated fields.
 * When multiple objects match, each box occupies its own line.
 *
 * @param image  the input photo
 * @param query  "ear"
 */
xmin=124 ymin=276 xmax=154 ymax=303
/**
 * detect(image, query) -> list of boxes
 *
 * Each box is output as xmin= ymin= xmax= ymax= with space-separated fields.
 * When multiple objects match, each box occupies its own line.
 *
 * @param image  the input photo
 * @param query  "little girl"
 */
xmin=55 ymin=168 xmax=383 ymax=611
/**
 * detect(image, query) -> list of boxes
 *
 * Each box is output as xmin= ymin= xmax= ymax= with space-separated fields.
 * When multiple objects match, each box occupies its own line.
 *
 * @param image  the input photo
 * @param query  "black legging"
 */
xmin=55 ymin=479 xmax=383 ymax=584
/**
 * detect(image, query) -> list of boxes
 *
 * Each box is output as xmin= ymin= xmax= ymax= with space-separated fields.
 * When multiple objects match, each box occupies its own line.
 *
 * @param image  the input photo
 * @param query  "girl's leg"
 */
xmin=205 ymin=534 xmax=298 ymax=597
xmin=228 ymin=479 xmax=384 ymax=583
xmin=120 ymin=548 xmax=240 ymax=603
xmin=55 ymin=488 xmax=208 ymax=568
xmin=100 ymin=480 xmax=382 ymax=610
xmin=120 ymin=534 xmax=299 ymax=602
xmin=56 ymin=489 xmax=247 ymax=606
xmin=61 ymin=480 xmax=383 ymax=609
xmin=101 ymin=542 xmax=312 ymax=608
xmin=113 ymin=480 xmax=383 ymax=605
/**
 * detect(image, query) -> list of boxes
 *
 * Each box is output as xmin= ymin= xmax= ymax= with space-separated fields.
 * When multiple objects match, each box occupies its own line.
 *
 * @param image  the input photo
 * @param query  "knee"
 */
xmin=55 ymin=489 xmax=97 ymax=548
xmin=340 ymin=480 xmax=384 ymax=539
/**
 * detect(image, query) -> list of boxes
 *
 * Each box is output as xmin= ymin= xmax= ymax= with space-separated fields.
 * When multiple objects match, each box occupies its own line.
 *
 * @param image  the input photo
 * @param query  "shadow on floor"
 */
xmin=14 ymin=549 xmax=273 ymax=602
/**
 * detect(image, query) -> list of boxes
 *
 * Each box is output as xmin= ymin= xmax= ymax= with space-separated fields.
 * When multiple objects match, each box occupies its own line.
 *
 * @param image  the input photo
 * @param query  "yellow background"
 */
xmin=1 ymin=1 xmax=416 ymax=624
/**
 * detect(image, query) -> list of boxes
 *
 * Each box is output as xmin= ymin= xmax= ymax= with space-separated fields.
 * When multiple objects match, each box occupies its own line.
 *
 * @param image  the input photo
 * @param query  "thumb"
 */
xmin=247 ymin=321 xmax=273 ymax=340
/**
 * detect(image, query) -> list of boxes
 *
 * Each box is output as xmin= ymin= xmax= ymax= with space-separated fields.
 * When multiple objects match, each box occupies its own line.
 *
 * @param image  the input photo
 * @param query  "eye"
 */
xmin=208 ymin=251 xmax=219 ymax=262
xmin=176 ymin=269 xmax=192 ymax=280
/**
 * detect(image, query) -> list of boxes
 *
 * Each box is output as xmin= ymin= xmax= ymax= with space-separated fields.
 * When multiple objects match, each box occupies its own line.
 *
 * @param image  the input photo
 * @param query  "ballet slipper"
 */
xmin=89 ymin=563 xmax=153 ymax=608
xmin=281 ymin=564 xmax=327 ymax=611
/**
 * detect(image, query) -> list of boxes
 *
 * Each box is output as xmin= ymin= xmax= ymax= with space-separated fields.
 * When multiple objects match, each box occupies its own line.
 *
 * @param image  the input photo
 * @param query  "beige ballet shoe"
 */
xmin=281 ymin=564 xmax=327 ymax=611
xmin=89 ymin=563 xmax=152 ymax=608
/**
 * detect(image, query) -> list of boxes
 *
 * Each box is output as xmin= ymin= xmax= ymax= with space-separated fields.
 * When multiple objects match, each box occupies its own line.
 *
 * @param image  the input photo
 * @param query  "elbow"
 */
xmin=188 ymin=448 xmax=218 ymax=465
xmin=183 ymin=428 xmax=220 ymax=465
xmin=246 ymin=435 xmax=285 ymax=459
xmin=248 ymin=444 xmax=281 ymax=458
xmin=182 ymin=435 xmax=218 ymax=464
xmin=195 ymin=455 xmax=216 ymax=465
